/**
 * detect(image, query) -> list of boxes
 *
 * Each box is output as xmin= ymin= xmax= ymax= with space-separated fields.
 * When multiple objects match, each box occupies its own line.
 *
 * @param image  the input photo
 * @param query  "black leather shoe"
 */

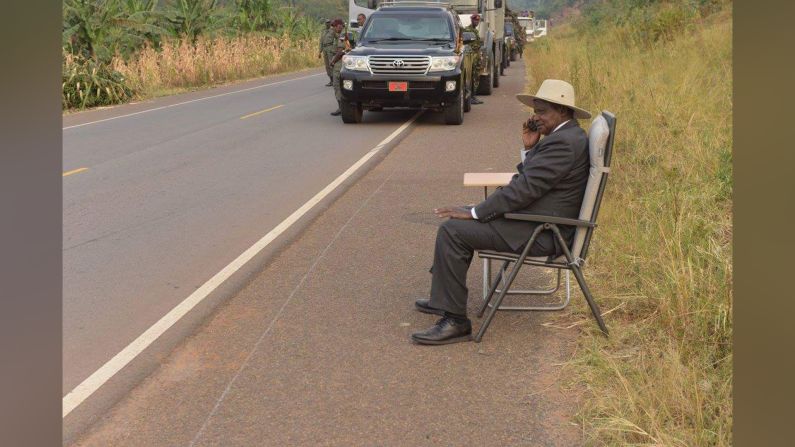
xmin=411 ymin=316 xmax=472 ymax=345
xmin=330 ymin=109 xmax=341 ymax=116
xmin=415 ymin=298 xmax=444 ymax=316
xmin=471 ymin=96 xmax=484 ymax=104
xmin=325 ymin=81 xmax=333 ymax=87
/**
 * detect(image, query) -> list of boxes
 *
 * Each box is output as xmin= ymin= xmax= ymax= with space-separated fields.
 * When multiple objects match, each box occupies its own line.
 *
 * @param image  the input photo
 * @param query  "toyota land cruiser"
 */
xmin=338 ymin=3 xmax=476 ymax=125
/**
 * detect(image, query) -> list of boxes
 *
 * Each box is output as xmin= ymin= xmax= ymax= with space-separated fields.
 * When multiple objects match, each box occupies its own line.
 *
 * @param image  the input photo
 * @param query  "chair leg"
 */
xmin=570 ymin=265 xmax=609 ymax=335
xmin=549 ymin=225 xmax=609 ymax=336
xmin=477 ymin=260 xmax=510 ymax=318
xmin=474 ymin=226 xmax=544 ymax=343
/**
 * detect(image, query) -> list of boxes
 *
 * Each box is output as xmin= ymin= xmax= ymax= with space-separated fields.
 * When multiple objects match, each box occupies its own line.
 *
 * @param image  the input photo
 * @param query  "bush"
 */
xmin=63 ymin=52 xmax=135 ymax=109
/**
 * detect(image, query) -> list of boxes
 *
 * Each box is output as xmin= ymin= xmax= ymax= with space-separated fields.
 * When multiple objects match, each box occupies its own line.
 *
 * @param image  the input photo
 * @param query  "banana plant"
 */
xmin=234 ymin=0 xmax=273 ymax=33
xmin=163 ymin=0 xmax=230 ymax=43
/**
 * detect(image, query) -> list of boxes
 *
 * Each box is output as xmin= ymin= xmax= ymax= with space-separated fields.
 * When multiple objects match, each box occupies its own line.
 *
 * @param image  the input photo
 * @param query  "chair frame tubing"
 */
xmin=483 ymin=261 xmax=571 ymax=311
xmin=474 ymin=224 xmax=609 ymax=343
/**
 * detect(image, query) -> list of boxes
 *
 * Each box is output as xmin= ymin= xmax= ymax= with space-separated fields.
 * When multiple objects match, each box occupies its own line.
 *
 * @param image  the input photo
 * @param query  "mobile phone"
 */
xmin=525 ymin=118 xmax=539 ymax=132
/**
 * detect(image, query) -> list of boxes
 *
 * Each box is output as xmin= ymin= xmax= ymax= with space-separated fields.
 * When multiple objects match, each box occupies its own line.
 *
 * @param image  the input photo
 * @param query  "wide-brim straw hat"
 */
xmin=516 ymin=79 xmax=591 ymax=119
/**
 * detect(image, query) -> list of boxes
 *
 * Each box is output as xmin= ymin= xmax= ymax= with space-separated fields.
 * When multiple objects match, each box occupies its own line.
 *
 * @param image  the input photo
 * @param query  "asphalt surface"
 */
xmin=70 ymin=59 xmax=583 ymax=446
xmin=63 ymin=70 xmax=417 ymax=406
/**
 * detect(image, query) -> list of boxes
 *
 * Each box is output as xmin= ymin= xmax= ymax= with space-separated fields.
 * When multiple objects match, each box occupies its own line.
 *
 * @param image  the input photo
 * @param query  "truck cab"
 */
xmin=339 ymin=3 xmax=476 ymax=125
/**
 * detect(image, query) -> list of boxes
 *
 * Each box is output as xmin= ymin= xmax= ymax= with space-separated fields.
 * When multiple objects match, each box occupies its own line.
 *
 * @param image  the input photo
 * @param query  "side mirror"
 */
xmin=462 ymin=31 xmax=477 ymax=44
xmin=494 ymin=0 xmax=503 ymax=8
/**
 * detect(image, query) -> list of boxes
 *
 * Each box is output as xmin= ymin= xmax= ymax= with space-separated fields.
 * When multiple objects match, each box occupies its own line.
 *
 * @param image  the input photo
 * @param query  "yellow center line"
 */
xmin=240 ymin=104 xmax=284 ymax=120
xmin=63 ymin=167 xmax=89 ymax=177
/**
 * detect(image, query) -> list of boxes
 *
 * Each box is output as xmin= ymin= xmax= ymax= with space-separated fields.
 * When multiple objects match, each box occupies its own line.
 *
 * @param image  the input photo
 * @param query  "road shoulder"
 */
xmin=72 ymin=60 xmax=584 ymax=446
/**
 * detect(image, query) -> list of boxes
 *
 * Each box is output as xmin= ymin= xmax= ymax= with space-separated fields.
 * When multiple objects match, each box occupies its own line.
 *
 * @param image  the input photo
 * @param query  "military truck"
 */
xmin=516 ymin=10 xmax=535 ymax=43
xmin=339 ymin=1 xmax=478 ymax=125
xmin=452 ymin=0 xmax=505 ymax=95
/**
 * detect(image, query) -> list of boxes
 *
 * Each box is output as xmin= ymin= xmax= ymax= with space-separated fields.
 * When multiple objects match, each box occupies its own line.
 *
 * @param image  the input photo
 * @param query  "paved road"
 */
xmin=71 ymin=58 xmax=583 ymax=446
xmin=63 ymin=69 xmax=419 ymax=401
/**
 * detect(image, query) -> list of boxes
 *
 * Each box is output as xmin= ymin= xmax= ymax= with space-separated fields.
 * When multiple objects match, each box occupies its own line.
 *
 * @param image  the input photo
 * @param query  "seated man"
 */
xmin=412 ymin=79 xmax=593 ymax=345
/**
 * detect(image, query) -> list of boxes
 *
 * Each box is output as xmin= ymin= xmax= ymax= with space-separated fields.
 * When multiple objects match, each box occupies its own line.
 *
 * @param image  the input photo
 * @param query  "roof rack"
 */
xmin=377 ymin=1 xmax=452 ymax=9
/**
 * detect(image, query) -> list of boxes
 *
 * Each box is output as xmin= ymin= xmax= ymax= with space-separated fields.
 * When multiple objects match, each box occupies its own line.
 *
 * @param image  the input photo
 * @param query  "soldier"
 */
xmin=350 ymin=13 xmax=367 ymax=47
xmin=506 ymin=9 xmax=526 ymax=58
xmin=464 ymin=14 xmax=484 ymax=105
xmin=328 ymin=19 xmax=350 ymax=116
xmin=320 ymin=19 xmax=335 ymax=87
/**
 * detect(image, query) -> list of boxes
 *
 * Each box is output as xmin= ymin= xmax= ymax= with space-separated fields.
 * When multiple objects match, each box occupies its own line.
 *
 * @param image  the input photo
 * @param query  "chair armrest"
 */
xmin=504 ymin=213 xmax=596 ymax=227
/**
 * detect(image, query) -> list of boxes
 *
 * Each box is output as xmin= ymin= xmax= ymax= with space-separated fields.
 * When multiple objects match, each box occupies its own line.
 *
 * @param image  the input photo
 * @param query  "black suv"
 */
xmin=338 ymin=5 xmax=477 ymax=125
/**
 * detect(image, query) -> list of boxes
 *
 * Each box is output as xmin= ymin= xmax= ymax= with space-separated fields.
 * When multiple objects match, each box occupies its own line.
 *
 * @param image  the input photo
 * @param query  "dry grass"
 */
xmin=524 ymin=4 xmax=732 ymax=446
xmin=111 ymin=33 xmax=321 ymax=99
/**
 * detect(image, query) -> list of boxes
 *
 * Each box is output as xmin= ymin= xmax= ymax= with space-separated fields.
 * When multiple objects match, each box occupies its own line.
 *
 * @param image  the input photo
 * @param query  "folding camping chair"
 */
xmin=474 ymin=111 xmax=617 ymax=342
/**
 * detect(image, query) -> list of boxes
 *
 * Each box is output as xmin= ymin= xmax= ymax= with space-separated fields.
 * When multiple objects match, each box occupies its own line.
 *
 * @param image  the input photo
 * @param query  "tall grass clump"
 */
xmin=523 ymin=0 xmax=732 ymax=444
xmin=112 ymin=34 xmax=319 ymax=94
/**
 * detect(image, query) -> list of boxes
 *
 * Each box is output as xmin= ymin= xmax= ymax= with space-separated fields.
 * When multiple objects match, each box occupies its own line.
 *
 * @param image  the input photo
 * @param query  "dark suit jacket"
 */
xmin=473 ymin=119 xmax=589 ymax=253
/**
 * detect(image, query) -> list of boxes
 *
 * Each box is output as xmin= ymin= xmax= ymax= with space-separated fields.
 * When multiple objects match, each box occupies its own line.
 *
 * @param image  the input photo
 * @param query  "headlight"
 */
xmin=343 ymin=55 xmax=369 ymax=71
xmin=343 ymin=80 xmax=353 ymax=90
xmin=428 ymin=56 xmax=460 ymax=72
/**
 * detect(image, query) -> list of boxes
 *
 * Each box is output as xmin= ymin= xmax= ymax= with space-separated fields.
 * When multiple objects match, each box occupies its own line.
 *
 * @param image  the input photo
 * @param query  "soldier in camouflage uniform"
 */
xmin=320 ymin=19 xmax=336 ymax=87
xmin=350 ymin=13 xmax=367 ymax=47
xmin=328 ymin=19 xmax=349 ymax=116
xmin=464 ymin=14 xmax=484 ymax=104
xmin=506 ymin=9 xmax=526 ymax=58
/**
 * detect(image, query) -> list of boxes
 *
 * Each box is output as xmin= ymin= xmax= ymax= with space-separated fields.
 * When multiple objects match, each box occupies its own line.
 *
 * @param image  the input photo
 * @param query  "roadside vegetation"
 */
xmin=62 ymin=0 xmax=331 ymax=110
xmin=523 ymin=0 xmax=732 ymax=444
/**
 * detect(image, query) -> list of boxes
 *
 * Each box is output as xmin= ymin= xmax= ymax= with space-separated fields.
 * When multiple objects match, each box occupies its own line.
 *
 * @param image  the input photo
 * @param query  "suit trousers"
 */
xmin=429 ymin=219 xmax=556 ymax=317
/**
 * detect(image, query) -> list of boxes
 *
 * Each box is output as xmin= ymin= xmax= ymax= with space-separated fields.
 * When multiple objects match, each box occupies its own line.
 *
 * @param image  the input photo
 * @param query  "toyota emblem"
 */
xmin=392 ymin=59 xmax=405 ymax=67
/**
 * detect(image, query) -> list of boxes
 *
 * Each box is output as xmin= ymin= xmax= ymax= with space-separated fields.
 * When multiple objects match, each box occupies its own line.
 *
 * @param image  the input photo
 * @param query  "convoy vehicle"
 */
xmin=350 ymin=1 xmax=505 ymax=95
xmin=339 ymin=2 xmax=477 ymax=125
xmin=453 ymin=0 xmax=505 ymax=94
xmin=516 ymin=12 xmax=535 ymax=42
xmin=504 ymin=23 xmax=516 ymax=64
xmin=534 ymin=18 xmax=548 ymax=38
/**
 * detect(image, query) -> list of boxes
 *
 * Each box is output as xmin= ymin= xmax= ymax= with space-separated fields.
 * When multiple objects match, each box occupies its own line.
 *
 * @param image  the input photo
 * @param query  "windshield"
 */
xmin=362 ymin=14 xmax=454 ymax=42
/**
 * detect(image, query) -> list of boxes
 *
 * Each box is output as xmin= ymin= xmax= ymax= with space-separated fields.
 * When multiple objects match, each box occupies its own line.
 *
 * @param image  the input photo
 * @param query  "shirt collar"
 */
xmin=552 ymin=120 xmax=571 ymax=134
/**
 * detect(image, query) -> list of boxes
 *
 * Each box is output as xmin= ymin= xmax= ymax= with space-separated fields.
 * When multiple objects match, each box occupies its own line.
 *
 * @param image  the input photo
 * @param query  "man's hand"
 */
xmin=434 ymin=206 xmax=473 ymax=220
xmin=522 ymin=115 xmax=541 ymax=149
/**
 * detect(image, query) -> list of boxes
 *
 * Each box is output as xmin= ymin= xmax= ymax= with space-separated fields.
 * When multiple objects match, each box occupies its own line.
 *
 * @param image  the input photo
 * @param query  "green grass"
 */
xmin=523 ymin=2 xmax=732 ymax=445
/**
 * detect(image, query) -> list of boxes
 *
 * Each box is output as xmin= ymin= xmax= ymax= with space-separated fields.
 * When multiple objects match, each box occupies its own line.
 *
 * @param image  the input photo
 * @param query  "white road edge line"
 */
xmin=62 ymin=110 xmax=423 ymax=418
xmin=62 ymin=73 xmax=323 ymax=130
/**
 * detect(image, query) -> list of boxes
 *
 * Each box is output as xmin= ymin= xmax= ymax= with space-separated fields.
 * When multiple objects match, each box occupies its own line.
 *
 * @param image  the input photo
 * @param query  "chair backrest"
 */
xmin=570 ymin=110 xmax=616 ymax=261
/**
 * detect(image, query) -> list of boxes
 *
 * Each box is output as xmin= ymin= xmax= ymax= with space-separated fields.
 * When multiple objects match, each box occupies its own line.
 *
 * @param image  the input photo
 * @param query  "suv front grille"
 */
xmin=368 ymin=56 xmax=431 ymax=75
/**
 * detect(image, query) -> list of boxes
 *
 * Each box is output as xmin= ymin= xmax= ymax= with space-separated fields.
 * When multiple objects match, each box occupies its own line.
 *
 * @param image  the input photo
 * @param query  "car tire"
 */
xmin=341 ymin=101 xmax=363 ymax=123
xmin=444 ymin=85 xmax=464 ymax=125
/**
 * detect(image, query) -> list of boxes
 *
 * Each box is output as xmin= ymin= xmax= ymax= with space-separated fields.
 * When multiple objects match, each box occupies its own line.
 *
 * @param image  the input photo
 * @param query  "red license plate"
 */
xmin=388 ymin=82 xmax=408 ymax=92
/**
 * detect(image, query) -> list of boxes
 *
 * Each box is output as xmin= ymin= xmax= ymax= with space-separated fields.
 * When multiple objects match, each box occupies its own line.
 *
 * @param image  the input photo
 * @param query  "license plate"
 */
xmin=388 ymin=82 xmax=408 ymax=92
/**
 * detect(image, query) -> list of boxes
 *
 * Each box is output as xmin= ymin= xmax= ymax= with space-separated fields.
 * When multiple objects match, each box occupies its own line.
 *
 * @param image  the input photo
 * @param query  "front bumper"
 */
xmin=340 ymin=69 xmax=463 ymax=109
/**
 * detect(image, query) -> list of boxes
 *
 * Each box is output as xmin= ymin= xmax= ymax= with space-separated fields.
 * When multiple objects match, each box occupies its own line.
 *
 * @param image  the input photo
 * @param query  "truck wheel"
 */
xmin=477 ymin=58 xmax=493 ymax=96
xmin=341 ymin=102 xmax=363 ymax=123
xmin=444 ymin=85 xmax=464 ymax=125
